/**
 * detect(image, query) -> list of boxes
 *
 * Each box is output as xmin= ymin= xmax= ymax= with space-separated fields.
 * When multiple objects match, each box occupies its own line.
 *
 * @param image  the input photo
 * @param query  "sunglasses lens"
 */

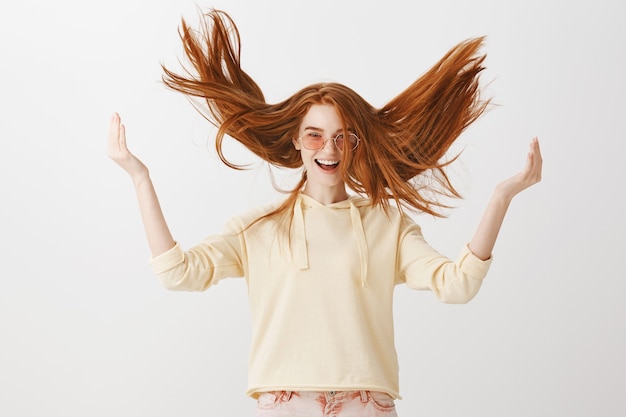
xmin=302 ymin=133 xmax=324 ymax=150
xmin=335 ymin=133 xmax=359 ymax=150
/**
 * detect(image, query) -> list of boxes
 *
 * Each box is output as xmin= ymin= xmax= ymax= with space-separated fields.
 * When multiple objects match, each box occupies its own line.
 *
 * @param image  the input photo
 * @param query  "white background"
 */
xmin=1 ymin=0 xmax=624 ymax=416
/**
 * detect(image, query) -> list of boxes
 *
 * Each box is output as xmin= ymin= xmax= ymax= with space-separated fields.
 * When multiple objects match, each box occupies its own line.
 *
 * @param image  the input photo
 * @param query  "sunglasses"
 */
xmin=298 ymin=131 xmax=360 ymax=151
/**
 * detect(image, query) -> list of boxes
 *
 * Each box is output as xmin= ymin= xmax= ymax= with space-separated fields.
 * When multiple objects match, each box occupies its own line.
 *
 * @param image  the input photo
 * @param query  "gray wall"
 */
xmin=1 ymin=0 xmax=624 ymax=415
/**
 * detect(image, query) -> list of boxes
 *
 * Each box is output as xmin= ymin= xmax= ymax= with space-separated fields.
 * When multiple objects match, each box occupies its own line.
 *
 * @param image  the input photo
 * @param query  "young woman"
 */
xmin=108 ymin=9 xmax=542 ymax=417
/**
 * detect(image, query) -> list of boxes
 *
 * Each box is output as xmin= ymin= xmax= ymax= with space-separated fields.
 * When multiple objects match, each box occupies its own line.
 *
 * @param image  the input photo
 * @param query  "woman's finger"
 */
xmin=107 ymin=113 xmax=121 ymax=156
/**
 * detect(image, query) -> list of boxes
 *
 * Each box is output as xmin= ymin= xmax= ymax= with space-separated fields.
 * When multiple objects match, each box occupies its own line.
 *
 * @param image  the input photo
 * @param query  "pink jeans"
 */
xmin=254 ymin=390 xmax=398 ymax=417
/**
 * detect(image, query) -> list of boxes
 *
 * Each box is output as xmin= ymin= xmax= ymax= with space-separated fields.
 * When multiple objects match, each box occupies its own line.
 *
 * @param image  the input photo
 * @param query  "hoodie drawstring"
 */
xmin=350 ymin=201 xmax=369 ymax=287
xmin=292 ymin=194 xmax=369 ymax=287
xmin=293 ymin=196 xmax=309 ymax=270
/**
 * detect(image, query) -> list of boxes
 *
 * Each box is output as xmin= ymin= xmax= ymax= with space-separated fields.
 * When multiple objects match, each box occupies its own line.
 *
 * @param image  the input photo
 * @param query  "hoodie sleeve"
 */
xmin=397 ymin=215 xmax=492 ymax=304
xmin=148 ymin=217 xmax=245 ymax=291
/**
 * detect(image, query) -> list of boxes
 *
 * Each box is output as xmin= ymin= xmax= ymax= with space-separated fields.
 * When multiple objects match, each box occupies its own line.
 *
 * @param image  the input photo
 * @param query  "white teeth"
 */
xmin=316 ymin=159 xmax=339 ymax=166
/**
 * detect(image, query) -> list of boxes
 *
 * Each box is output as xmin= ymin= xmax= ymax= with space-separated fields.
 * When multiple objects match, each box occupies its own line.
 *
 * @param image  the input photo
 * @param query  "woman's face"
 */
xmin=293 ymin=104 xmax=349 ymax=202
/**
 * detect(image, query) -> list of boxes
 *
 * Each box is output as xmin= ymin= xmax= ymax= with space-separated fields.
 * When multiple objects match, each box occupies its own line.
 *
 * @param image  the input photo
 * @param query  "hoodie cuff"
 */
xmin=148 ymin=242 xmax=184 ymax=275
xmin=457 ymin=244 xmax=492 ymax=280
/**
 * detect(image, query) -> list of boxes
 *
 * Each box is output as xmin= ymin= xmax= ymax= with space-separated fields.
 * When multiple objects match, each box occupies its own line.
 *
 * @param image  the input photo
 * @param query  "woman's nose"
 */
xmin=322 ymin=136 xmax=337 ymax=152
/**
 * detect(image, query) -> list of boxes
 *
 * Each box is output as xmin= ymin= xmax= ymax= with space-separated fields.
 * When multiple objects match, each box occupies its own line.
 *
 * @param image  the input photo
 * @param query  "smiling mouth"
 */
xmin=315 ymin=159 xmax=339 ymax=171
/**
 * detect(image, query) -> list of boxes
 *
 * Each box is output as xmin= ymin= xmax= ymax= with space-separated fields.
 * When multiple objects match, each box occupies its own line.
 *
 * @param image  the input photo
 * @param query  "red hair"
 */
xmin=162 ymin=9 xmax=489 ymax=219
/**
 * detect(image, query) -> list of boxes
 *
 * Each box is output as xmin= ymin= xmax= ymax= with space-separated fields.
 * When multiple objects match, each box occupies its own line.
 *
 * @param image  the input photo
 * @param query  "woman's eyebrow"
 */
xmin=303 ymin=126 xmax=354 ymax=134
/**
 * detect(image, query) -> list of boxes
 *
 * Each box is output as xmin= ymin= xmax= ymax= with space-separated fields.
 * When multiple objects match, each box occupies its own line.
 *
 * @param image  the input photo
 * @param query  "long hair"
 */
xmin=162 ymin=9 xmax=489 ymax=221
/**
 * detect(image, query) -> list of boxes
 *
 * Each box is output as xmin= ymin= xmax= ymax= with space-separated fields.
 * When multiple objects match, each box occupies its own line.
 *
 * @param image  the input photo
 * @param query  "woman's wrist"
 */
xmin=131 ymin=168 xmax=151 ymax=188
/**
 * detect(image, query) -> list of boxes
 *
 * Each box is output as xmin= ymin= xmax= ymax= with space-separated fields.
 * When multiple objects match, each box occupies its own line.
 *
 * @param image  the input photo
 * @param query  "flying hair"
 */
xmin=161 ymin=9 xmax=490 ymax=221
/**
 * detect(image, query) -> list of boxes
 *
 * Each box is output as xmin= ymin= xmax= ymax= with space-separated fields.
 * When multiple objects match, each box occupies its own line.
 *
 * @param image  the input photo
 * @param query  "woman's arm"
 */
xmin=468 ymin=137 xmax=543 ymax=260
xmin=107 ymin=113 xmax=176 ymax=257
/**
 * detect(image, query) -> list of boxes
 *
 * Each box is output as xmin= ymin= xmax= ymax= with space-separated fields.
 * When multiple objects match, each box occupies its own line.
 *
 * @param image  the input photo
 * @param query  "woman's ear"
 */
xmin=292 ymin=137 xmax=301 ymax=150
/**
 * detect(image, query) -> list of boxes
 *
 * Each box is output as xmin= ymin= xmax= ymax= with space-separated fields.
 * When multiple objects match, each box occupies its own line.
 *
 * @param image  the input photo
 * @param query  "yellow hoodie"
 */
xmin=149 ymin=193 xmax=492 ymax=399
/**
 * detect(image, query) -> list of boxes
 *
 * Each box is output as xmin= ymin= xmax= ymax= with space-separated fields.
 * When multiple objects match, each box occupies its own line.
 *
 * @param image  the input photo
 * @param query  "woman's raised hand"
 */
xmin=496 ymin=137 xmax=543 ymax=199
xmin=106 ymin=112 xmax=175 ymax=255
xmin=107 ymin=113 xmax=149 ymax=182
xmin=468 ymin=138 xmax=543 ymax=260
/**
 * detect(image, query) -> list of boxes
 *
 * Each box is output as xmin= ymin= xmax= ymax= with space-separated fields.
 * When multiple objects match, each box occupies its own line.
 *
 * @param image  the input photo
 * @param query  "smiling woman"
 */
xmin=293 ymin=104 xmax=352 ymax=204
xmin=107 ymin=8 xmax=542 ymax=417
